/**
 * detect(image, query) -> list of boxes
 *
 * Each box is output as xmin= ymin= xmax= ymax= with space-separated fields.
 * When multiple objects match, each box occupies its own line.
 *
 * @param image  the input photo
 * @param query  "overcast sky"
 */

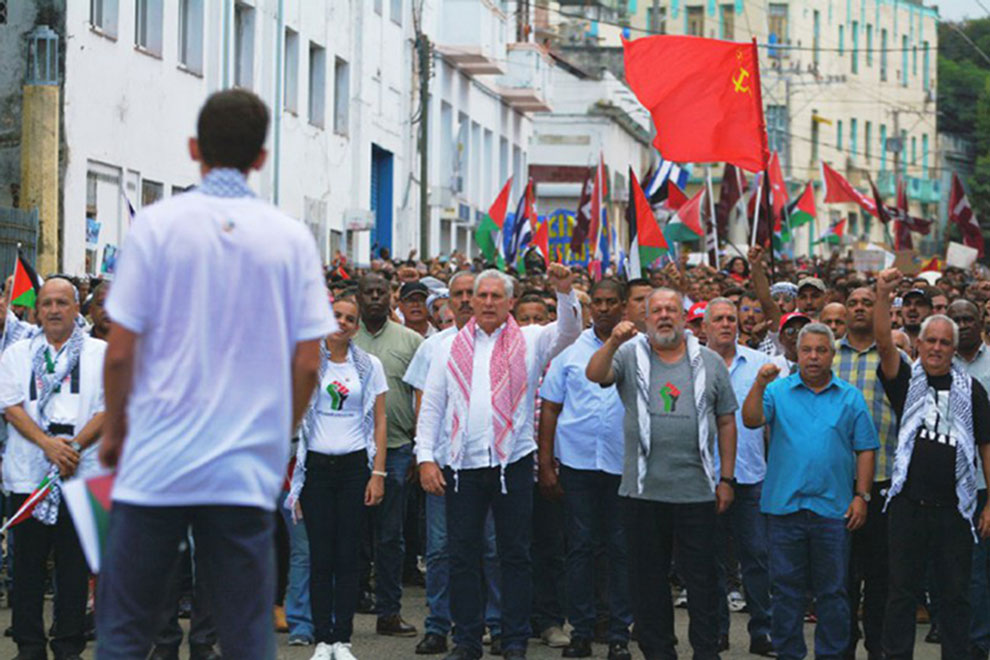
xmin=936 ymin=0 xmax=989 ymax=21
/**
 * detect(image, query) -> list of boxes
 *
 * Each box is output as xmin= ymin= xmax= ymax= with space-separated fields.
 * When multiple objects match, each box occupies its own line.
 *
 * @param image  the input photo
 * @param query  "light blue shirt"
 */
xmin=718 ymin=344 xmax=771 ymax=485
xmin=540 ymin=328 xmax=625 ymax=475
xmin=761 ymin=372 xmax=879 ymax=519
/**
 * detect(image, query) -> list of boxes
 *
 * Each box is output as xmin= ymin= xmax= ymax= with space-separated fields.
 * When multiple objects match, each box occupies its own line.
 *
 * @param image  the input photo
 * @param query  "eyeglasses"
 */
xmin=740 ymin=305 xmax=762 ymax=314
xmin=782 ymin=326 xmax=802 ymax=337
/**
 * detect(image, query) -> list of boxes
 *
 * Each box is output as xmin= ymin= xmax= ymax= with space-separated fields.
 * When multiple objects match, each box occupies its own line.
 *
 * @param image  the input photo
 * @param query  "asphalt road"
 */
xmin=0 ymin=587 xmax=941 ymax=659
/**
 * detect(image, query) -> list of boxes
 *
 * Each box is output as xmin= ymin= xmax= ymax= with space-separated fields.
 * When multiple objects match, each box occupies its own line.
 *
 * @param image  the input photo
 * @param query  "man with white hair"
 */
xmin=874 ymin=268 xmax=990 ymax=660
xmin=416 ymin=264 xmax=581 ymax=660
xmin=586 ymin=288 xmax=738 ymax=660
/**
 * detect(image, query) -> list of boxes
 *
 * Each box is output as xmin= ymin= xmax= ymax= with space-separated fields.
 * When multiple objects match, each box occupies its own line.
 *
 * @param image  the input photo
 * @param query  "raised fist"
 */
xmin=757 ymin=362 xmax=780 ymax=386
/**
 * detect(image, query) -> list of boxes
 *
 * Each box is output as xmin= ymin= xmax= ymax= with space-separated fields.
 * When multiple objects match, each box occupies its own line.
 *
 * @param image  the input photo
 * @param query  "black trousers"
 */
xmin=153 ymin=531 xmax=218 ymax=651
xmin=883 ymin=495 xmax=973 ymax=660
xmin=11 ymin=495 xmax=89 ymax=660
xmin=622 ymin=497 xmax=719 ymax=660
xmin=847 ymin=479 xmax=890 ymax=656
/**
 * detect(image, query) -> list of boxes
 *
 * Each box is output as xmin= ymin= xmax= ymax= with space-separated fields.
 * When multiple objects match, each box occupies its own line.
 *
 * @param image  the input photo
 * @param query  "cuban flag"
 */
xmin=644 ymin=156 xmax=692 ymax=208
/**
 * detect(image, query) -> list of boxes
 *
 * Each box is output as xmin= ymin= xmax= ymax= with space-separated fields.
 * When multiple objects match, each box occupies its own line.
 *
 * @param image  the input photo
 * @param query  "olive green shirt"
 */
xmin=355 ymin=320 xmax=423 ymax=449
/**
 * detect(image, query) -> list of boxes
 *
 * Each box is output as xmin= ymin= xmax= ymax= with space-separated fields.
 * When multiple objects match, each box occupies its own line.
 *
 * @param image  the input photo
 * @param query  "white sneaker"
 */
xmin=309 ymin=642 xmax=334 ymax=660
xmin=540 ymin=625 xmax=571 ymax=647
xmin=332 ymin=642 xmax=359 ymax=660
xmin=727 ymin=589 xmax=747 ymax=612
xmin=674 ymin=588 xmax=688 ymax=608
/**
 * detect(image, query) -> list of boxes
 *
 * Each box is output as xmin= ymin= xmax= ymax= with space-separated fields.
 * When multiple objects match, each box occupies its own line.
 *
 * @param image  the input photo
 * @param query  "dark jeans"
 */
xmin=95 ymin=502 xmax=276 ymax=659
xmin=883 ymin=495 xmax=973 ymax=660
xmin=622 ymin=497 xmax=719 ymax=660
xmin=973 ymin=489 xmax=990 ymax=654
xmin=531 ymin=481 xmax=566 ymax=633
xmin=768 ymin=510 xmax=850 ymax=660
xmin=300 ymin=449 xmax=369 ymax=644
xmin=847 ymin=480 xmax=890 ymax=656
xmin=715 ymin=481 xmax=771 ymax=642
xmin=154 ymin=531 xmax=218 ymax=650
xmin=560 ymin=467 xmax=630 ymax=643
xmin=445 ymin=455 xmax=534 ymax=654
xmin=11 ymin=496 xmax=89 ymax=660
xmin=375 ymin=444 xmax=413 ymax=617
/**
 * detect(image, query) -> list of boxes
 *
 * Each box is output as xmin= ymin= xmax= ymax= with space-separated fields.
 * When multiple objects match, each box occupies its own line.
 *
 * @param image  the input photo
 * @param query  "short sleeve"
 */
xmin=850 ymin=391 xmax=881 ymax=451
xmin=610 ymin=343 xmax=631 ymax=388
xmin=370 ymin=357 xmax=389 ymax=398
xmin=293 ymin=233 xmax=337 ymax=342
xmin=0 ymin=345 xmax=25 ymax=410
xmin=972 ymin=379 xmax=990 ymax=445
xmin=711 ymin=359 xmax=738 ymax=416
xmin=403 ymin=342 xmax=432 ymax=391
xmin=762 ymin=383 xmax=776 ymax=428
xmin=104 ymin=217 xmax=156 ymax=334
xmin=539 ymin=354 xmax=567 ymax=404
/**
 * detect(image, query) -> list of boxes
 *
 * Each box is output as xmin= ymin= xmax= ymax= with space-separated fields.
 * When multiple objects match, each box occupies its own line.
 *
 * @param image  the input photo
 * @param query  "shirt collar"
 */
xmin=838 ymin=336 xmax=877 ymax=354
xmin=198 ymin=168 xmax=255 ymax=199
xmin=958 ymin=343 xmax=988 ymax=364
xmin=790 ymin=371 xmax=840 ymax=393
xmin=476 ymin=321 xmax=506 ymax=339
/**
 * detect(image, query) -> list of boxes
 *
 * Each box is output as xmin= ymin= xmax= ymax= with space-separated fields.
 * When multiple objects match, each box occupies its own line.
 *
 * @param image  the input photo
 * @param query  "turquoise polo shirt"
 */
xmin=761 ymin=371 xmax=879 ymax=519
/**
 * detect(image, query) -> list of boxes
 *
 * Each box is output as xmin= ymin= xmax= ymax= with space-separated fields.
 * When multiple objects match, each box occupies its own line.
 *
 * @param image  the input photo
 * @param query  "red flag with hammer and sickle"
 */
xmin=622 ymin=36 xmax=770 ymax=173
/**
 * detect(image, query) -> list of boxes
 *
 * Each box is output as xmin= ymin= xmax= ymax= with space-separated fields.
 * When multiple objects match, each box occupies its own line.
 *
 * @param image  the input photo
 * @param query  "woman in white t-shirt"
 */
xmin=286 ymin=297 xmax=388 ymax=660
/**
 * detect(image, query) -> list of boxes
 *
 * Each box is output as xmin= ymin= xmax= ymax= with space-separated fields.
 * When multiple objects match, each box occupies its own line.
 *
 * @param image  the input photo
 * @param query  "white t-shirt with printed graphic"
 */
xmin=309 ymin=359 xmax=388 ymax=456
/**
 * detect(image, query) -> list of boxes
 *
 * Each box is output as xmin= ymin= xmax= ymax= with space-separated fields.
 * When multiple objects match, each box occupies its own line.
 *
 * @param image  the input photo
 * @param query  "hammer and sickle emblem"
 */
xmin=732 ymin=68 xmax=751 ymax=94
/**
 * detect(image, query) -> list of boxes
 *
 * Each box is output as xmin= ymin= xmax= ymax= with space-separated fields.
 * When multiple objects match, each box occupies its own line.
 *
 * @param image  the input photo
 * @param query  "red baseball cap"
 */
xmin=779 ymin=311 xmax=812 ymax=332
xmin=687 ymin=301 xmax=708 ymax=323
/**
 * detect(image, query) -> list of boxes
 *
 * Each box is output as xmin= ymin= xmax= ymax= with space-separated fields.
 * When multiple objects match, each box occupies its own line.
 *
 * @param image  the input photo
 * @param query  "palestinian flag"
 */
xmin=63 ymin=473 xmax=115 ymax=573
xmin=627 ymin=168 xmax=669 ymax=278
xmin=814 ymin=218 xmax=847 ymax=245
xmin=786 ymin=182 xmax=816 ymax=227
xmin=0 ymin=470 xmax=58 ymax=533
xmin=11 ymin=252 xmax=41 ymax=308
xmin=665 ymin=189 xmax=706 ymax=243
xmin=475 ymin=177 xmax=513 ymax=266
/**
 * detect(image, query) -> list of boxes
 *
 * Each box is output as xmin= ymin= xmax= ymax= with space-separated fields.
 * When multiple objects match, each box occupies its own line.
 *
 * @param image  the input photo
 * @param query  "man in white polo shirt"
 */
xmin=95 ymin=90 xmax=335 ymax=659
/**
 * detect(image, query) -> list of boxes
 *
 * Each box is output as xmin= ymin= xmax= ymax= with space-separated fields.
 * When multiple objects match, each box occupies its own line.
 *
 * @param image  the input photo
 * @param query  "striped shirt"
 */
xmin=834 ymin=338 xmax=899 ymax=481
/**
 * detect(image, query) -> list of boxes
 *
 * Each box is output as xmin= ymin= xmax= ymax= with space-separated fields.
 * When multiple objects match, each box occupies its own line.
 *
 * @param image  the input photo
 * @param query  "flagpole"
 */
xmin=751 ymin=178 xmax=764 ymax=247
xmin=705 ymin=165 xmax=720 ymax=268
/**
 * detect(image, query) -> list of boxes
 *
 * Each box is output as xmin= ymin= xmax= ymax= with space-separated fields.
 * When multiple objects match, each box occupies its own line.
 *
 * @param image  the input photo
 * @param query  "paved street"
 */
xmin=0 ymin=586 xmax=941 ymax=659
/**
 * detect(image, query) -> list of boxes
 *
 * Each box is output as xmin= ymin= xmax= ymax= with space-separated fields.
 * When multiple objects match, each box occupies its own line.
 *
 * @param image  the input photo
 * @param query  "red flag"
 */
xmin=950 ymin=172 xmax=985 ymax=258
xmin=588 ymin=156 xmax=607 ymax=258
xmin=893 ymin=177 xmax=912 ymax=250
xmin=665 ymin=182 xmax=689 ymax=211
xmin=767 ymin=151 xmax=789 ymax=232
xmin=570 ymin=168 xmax=595 ymax=252
xmin=623 ymin=36 xmax=769 ymax=172
xmin=532 ymin=219 xmax=550 ymax=267
xmin=821 ymin=161 xmax=878 ymax=218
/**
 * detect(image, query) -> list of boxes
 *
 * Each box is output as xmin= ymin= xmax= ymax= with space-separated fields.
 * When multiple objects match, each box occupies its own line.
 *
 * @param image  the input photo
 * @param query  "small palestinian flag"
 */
xmin=814 ymin=218 xmax=847 ymax=245
xmin=0 ymin=470 xmax=58 ymax=533
xmin=665 ymin=189 xmax=706 ymax=243
xmin=63 ymin=473 xmax=114 ymax=573
xmin=476 ymin=177 xmax=513 ymax=266
xmin=786 ymin=182 xmax=816 ymax=228
xmin=11 ymin=251 xmax=41 ymax=308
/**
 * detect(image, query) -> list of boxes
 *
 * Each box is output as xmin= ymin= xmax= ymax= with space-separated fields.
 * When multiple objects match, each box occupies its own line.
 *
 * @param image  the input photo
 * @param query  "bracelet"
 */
xmin=372 ymin=470 xmax=387 ymax=478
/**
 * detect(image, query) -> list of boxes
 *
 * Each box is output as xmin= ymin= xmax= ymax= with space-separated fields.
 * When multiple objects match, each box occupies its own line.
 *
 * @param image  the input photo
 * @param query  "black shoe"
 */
xmin=593 ymin=619 xmax=609 ymax=644
xmin=356 ymin=589 xmax=376 ymax=614
xmin=443 ymin=647 xmax=482 ymax=660
xmin=973 ymin=646 xmax=990 ymax=660
xmin=149 ymin=646 xmax=180 ymax=660
xmin=607 ymin=642 xmax=632 ymax=660
xmin=377 ymin=614 xmax=418 ymax=637
xmin=926 ymin=622 xmax=941 ymax=644
xmin=562 ymin=638 xmax=591 ymax=658
xmin=417 ymin=633 xmax=449 ymax=655
xmin=177 ymin=593 xmax=193 ymax=619
xmin=190 ymin=644 xmax=222 ymax=660
xmin=718 ymin=633 xmax=730 ymax=652
xmin=490 ymin=636 xmax=502 ymax=656
xmin=5 ymin=625 xmax=13 ymax=637
xmin=502 ymin=650 xmax=526 ymax=660
xmin=750 ymin=634 xmax=775 ymax=657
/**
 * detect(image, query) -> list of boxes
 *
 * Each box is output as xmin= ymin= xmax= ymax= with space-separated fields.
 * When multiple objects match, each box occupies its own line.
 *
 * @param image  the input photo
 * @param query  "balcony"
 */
xmin=497 ymin=43 xmax=553 ymax=113
xmin=437 ymin=0 xmax=507 ymax=75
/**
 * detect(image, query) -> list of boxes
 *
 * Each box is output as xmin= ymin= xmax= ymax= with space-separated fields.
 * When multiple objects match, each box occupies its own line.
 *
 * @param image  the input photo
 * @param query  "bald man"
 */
xmin=0 ymin=278 xmax=107 ymax=659
xmin=820 ymin=303 xmax=848 ymax=341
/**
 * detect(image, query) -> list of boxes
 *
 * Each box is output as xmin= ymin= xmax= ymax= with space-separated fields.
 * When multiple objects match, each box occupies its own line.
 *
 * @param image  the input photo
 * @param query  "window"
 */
xmin=766 ymin=105 xmax=789 ymax=167
xmin=135 ymin=0 xmax=163 ymax=54
xmin=283 ymin=28 xmax=299 ymax=112
xmin=687 ymin=6 xmax=704 ymax=36
xmin=837 ymin=120 xmax=843 ymax=152
xmin=838 ymin=25 xmax=844 ymax=55
xmin=913 ymin=45 xmax=918 ymax=76
xmin=902 ymin=36 xmax=908 ymax=86
xmin=141 ymin=179 xmax=164 ymax=207
xmin=923 ymin=41 xmax=931 ymax=90
xmin=374 ymin=0 xmax=382 ymax=15
xmin=648 ymin=6 xmax=666 ymax=33
xmin=178 ymin=0 xmax=203 ymax=73
xmin=308 ymin=43 xmax=326 ymax=127
xmin=911 ymin=136 xmax=917 ymax=165
xmin=880 ymin=124 xmax=887 ymax=170
xmin=499 ymin=137 xmax=509 ymax=187
xmin=234 ymin=2 xmax=255 ymax=89
xmin=483 ymin=129 xmax=493 ymax=206
xmin=390 ymin=0 xmax=401 ymax=25
xmin=333 ymin=57 xmax=350 ymax=135
xmin=720 ymin=5 xmax=734 ymax=40
xmin=89 ymin=0 xmax=119 ymax=37
xmin=865 ymin=121 xmax=872 ymax=160
xmin=866 ymin=24 xmax=873 ymax=66
xmin=922 ymin=134 xmax=929 ymax=175
xmin=880 ymin=29 xmax=888 ymax=81
xmin=769 ymin=4 xmax=788 ymax=44
xmin=851 ymin=21 xmax=858 ymax=73
xmin=813 ymin=10 xmax=820 ymax=66
xmin=850 ymin=118 xmax=858 ymax=156
xmin=900 ymin=130 xmax=908 ymax=173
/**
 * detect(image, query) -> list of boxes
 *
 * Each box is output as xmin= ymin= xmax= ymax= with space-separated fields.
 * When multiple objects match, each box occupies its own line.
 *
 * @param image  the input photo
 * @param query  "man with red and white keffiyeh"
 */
xmin=416 ymin=263 xmax=581 ymax=660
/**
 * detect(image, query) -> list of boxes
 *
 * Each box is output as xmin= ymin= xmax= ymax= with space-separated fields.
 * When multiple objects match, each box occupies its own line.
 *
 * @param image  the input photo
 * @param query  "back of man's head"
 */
xmin=196 ymin=90 xmax=270 ymax=171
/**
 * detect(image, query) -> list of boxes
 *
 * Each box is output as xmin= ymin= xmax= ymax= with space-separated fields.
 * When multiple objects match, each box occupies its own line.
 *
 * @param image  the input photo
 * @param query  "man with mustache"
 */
xmin=900 ymin=288 xmax=934 ymax=356
xmin=587 ymin=288 xmax=738 ymax=660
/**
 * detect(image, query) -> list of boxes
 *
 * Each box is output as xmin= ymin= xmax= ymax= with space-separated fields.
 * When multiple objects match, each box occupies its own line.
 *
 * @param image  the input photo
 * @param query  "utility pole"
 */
xmin=417 ymin=32 xmax=431 ymax=258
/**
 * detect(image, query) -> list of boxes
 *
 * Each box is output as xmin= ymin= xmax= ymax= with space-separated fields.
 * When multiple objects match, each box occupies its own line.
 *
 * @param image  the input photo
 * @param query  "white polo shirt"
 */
xmin=106 ymin=172 xmax=336 ymax=511
xmin=0 ymin=333 xmax=107 ymax=493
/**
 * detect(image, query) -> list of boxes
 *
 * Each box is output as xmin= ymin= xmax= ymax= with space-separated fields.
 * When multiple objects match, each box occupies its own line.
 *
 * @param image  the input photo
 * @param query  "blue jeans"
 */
xmin=768 ymin=511 xmax=851 ymax=660
xmin=560 ymin=467 xmax=630 ymax=643
xmin=444 ymin=455 xmax=533 ymax=654
xmin=423 ymin=492 xmax=502 ymax=637
xmin=375 ymin=444 xmax=413 ymax=617
xmin=96 ymin=503 xmax=276 ymax=660
xmin=278 ymin=491 xmax=314 ymax=641
xmin=716 ymin=482 xmax=771 ymax=640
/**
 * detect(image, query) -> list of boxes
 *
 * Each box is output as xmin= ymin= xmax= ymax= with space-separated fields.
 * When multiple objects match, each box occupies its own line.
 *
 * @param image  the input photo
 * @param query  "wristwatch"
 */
xmin=70 ymin=441 xmax=82 ymax=452
xmin=719 ymin=476 xmax=737 ymax=488
xmin=854 ymin=491 xmax=871 ymax=503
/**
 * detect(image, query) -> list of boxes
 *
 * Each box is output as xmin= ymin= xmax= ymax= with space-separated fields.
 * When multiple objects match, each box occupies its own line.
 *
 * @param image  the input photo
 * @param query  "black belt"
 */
xmin=48 ymin=423 xmax=74 ymax=437
xmin=305 ymin=449 xmax=366 ymax=468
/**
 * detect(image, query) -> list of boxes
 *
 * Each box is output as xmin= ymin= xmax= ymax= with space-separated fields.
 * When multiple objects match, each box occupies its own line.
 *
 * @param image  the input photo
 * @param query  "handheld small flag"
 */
xmin=785 ymin=183 xmax=816 ymax=228
xmin=665 ymin=189 xmax=706 ymax=243
xmin=949 ymin=173 xmax=985 ymax=258
xmin=0 ymin=471 xmax=58 ymax=533
xmin=814 ymin=218 xmax=847 ymax=245
xmin=11 ymin=251 xmax=41 ymax=308
xmin=63 ymin=473 xmax=114 ymax=573
xmin=627 ymin=168 xmax=669 ymax=278
xmin=475 ymin=177 xmax=513 ymax=265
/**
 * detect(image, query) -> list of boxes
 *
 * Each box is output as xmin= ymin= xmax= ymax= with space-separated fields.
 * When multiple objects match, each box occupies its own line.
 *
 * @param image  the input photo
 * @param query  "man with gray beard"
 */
xmin=587 ymin=288 xmax=738 ymax=660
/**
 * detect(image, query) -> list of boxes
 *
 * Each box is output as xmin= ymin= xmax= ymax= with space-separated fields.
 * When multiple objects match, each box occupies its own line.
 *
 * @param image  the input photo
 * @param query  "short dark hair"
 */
xmin=515 ymin=294 xmax=548 ymax=312
xmin=590 ymin=278 xmax=627 ymax=301
xmin=626 ymin=277 xmax=651 ymax=290
xmin=196 ymin=90 xmax=270 ymax=170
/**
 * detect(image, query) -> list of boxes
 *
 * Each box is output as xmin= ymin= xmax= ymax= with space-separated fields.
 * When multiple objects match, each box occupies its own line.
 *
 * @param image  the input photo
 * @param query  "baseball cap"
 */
xmin=779 ymin=311 xmax=812 ymax=332
xmin=797 ymin=277 xmax=826 ymax=294
xmin=770 ymin=282 xmax=798 ymax=299
xmin=399 ymin=281 xmax=430 ymax=300
xmin=902 ymin=288 xmax=933 ymax=305
xmin=686 ymin=301 xmax=708 ymax=323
